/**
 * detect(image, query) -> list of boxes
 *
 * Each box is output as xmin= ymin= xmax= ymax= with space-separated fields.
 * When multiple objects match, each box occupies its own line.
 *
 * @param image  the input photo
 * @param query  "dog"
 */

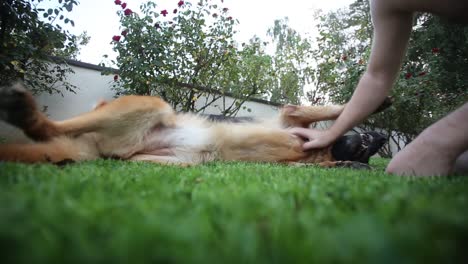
xmin=0 ymin=82 xmax=388 ymax=168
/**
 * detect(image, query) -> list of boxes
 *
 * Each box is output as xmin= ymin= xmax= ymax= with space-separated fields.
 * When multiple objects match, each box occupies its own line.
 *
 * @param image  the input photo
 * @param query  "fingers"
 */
xmin=303 ymin=139 xmax=328 ymax=150
xmin=288 ymin=127 xmax=315 ymax=139
xmin=289 ymin=127 xmax=325 ymax=150
xmin=288 ymin=127 xmax=338 ymax=150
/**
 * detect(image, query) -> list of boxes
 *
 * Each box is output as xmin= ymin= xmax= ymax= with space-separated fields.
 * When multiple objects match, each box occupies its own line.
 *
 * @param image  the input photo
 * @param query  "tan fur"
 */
xmin=0 ymin=85 xmax=345 ymax=166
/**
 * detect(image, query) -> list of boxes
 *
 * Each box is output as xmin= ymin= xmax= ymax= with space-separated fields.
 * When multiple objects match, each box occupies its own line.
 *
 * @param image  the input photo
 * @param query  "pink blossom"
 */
xmin=121 ymin=3 xmax=127 ymax=9
xmin=124 ymin=8 xmax=133 ymax=16
xmin=161 ymin=9 xmax=168 ymax=16
xmin=178 ymin=1 xmax=185 ymax=7
xmin=114 ymin=0 xmax=122 ymax=5
xmin=112 ymin=35 xmax=121 ymax=42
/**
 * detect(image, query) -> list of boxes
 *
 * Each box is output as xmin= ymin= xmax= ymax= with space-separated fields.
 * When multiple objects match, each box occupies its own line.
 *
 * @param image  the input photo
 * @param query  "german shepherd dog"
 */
xmin=0 ymin=82 xmax=388 ymax=168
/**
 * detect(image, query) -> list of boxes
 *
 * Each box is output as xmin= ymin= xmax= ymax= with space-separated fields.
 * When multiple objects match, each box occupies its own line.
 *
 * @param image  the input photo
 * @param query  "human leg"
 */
xmin=386 ymin=102 xmax=468 ymax=176
xmin=454 ymin=150 xmax=468 ymax=175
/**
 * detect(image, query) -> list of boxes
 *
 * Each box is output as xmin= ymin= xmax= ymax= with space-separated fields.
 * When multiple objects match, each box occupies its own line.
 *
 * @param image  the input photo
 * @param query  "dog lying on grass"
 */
xmin=0 ymin=82 xmax=388 ymax=168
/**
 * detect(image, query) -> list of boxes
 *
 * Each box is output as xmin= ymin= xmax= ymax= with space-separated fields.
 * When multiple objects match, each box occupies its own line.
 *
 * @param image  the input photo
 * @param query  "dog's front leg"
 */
xmin=129 ymin=154 xmax=195 ymax=167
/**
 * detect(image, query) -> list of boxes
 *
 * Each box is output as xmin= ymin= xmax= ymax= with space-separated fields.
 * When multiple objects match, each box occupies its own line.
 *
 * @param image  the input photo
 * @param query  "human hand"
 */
xmin=289 ymin=127 xmax=338 ymax=150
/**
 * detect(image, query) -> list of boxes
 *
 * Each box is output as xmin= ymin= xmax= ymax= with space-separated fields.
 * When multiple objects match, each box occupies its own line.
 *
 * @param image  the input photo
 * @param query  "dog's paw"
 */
xmin=335 ymin=161 xmax=371 ymax=170
xmin=0 ymin=81 xmax=29 ymax=105
xmin=0 ymin=82 xmax=36 ymax=125
xmin=281 ymin=105 xmax=300 ymax=116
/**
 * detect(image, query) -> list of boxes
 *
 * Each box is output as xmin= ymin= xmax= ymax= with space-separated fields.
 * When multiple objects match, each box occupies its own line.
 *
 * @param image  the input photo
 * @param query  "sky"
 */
xmin=39 ymin=0 xmax=354 ymax=65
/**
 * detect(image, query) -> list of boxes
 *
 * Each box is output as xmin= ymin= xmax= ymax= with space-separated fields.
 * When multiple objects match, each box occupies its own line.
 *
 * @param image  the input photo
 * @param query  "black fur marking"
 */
xmin=203 ymin=114 xmax=256 ymax=123
xmin=331 ymin=132 xmax=387 ymax=163
xmin=335 ymin=160 xmax=372 ymax=170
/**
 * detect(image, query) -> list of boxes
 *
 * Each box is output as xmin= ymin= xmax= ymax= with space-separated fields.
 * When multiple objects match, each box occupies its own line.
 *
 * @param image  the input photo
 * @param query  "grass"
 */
xmin=0 ymin=158 xmax=467 ymax=263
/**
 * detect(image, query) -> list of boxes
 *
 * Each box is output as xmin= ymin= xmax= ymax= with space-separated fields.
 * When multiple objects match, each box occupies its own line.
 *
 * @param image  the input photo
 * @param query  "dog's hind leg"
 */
xmin=53 ymin=95 xmax=176 ymax=138
xmin=0 ymin=82 xmax=60 ymax=141
xmin=0 ymin=82 xmax=176 ymax=141
xmin=0 ymin=136 xmax=99 ymax=164
xmin=129 ymin=154 xmax=194 ymax=167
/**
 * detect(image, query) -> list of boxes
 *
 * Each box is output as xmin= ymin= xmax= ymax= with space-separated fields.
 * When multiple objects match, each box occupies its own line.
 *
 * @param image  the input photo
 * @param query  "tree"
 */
xmin=311 ymin=0 xmax=468 ymax=156
xmin=109 ymin=0 xmax=251 ymax=115
xmin=0 ymin=0 xmax=83 ymax=95
xmin=108 ymin=0 xmax=318 ymax=115
xmin=266 ymin=18 xmax=315 ymax=105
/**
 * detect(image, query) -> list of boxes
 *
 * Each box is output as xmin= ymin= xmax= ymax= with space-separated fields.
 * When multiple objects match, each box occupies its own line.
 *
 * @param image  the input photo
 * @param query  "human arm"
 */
xmin=292 ymin=0 xmax=414 ymax=149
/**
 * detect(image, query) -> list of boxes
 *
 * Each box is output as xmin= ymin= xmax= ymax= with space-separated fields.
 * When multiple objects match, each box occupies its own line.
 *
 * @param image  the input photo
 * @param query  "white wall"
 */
xmin=193 ymin=93 xmax=279 ymax=118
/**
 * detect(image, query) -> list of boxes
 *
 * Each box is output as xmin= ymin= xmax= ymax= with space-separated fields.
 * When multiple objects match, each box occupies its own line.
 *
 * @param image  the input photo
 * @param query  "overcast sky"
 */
xmin=42 ymin=0 xmax=354 ymax=64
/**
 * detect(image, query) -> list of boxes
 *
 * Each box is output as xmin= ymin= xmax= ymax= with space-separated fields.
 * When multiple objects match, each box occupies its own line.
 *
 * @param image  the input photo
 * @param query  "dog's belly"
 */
xmin=140 ymin=125 xmax=217 ymax=162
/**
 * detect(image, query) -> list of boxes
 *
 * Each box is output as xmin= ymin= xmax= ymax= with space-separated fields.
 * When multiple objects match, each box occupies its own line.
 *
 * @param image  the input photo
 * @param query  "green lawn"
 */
xmin=0 ymin=158 xmax=467 ymax=263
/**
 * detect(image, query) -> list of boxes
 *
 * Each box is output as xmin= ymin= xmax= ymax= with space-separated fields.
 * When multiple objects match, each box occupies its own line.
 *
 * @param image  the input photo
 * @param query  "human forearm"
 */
xmin=327 ymin=71 xmax=394 ymax=139
xmin=290 ymin=0 xmax=414 ymax=150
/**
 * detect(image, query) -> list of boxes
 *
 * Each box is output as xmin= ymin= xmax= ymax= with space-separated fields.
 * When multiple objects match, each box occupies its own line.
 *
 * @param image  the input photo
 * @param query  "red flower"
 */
xmin=114 ymin=75 xmax=119 ymax=81
xmin=124 ymin=8 xmax=132 ymax=16
xmin=178 ymin=1 xmax=185 ymax=7
xmin=173 ymin=9 xmax=177 ymax=14
xmin=121 ymin=2 xmax=127 ymax=9
xmin=223 ymin=8 xmax=229 ymax=12
xmin=432 ymin=47 xmax=440 ymax=54
xmin=121 ymin=30 xmax=128 ymax=37
xmin=342 ymin=55 xmax=347 ymax=61
xmin=405 ymin=73 xmax=412 ymax=79
xmin=212 ymin=13 xmax=218 ymax=18
xmin=114 ymin=0 xmax=122 ymax=5
xmin=112 ymin=35 xmax=121 ymax=41
xmin=227 ymin=16 xmax=233 ymax=20
xmin=161 ymin=9 xmax=168 ymax=16
xmin=418 ymin=72 xmax=426 ymax=77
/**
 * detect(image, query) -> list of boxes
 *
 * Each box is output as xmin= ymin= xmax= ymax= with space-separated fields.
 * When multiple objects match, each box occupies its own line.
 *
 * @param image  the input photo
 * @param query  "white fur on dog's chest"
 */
xmin=145 ymin=123 xmax=213 ymax=151
xmin=161 ymin=125 xmax=213 ymax=149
